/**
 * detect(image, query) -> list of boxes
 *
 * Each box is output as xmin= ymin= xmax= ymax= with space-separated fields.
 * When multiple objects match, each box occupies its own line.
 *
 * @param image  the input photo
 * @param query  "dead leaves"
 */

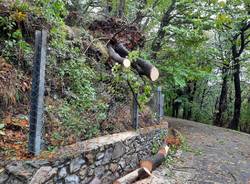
xmin=0 ymin=115 xmax=31 ymax=160
xmin=165 ymin=128 xmax=182 ymax=147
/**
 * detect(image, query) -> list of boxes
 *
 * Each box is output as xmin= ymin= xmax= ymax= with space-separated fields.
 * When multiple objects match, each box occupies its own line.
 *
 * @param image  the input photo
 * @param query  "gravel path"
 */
xmin=136 ymin=117 xmax=250 ymax=184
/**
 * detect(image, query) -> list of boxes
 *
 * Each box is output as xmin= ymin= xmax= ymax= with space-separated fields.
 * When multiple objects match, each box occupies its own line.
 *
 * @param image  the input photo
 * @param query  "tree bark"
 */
xmin=187 ymin=82 xmax=196 ymax=120
xmin=229 ymin=58 xmax=241 ymax=130
xmin=113 ymin=145 xmax=169 ymax=184
xmin=213 ymin=65 xmax=229 ymax=127
xmin=140 ymin=144 xmax=169 ymax=172
xmin=117 ymin=0 xmax=126 ymax=18
xmin=228 ymin=20 xmax=250 ymax=129
xmin=107 ymin=45 xmax=131 ymax=68
xmin=151 ymin=0 xmax=176 ymax=58
xmin=113 ymin=43 xmax=159 ymax=81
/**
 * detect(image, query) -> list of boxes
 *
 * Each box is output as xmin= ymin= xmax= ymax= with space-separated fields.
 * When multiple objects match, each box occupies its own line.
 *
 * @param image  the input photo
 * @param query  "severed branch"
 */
xmin=113 ymin=43 xmax=159 ymax=81
xmin=107 ymin=45 xmax=131 ymax=68
xmin=140 ymin=144 xmax=169 ymax=173
xmin=113 ymin=144 xmax=169 ymax=184
xmin=113 ymin=167 xmax=151 ymax=184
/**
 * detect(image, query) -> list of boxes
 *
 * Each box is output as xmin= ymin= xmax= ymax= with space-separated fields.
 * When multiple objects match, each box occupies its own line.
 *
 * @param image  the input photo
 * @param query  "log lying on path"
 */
xmin=107 ymin=45 xmax=131 ymax=68
xmin=113 ymin=144 xmax=169 ymax=184
xmin=140 ymin=144 xmax=169 ymax=172
xmin=113 ymin=167 xmax=151 ymax=184
xmin=113 ymin=43 xmax=159 ymax=81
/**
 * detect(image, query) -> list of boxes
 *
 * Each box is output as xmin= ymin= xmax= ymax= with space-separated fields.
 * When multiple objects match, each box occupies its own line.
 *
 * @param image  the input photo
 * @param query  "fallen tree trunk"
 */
xmin=113 ymin=167 xmax=151 ymax=184
xmin=107 ymin=45 xmax=131 ymax=68
xmin=140 ymin=144 xmax=169 ymax=172
xmin=113 ymin=144 xmax=169 ymax=184
xmin=113 ymin=43 xmax=159 ymax=81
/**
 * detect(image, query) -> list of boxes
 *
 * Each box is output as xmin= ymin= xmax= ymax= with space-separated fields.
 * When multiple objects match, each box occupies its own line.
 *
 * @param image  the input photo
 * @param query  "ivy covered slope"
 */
xmin=0 ymin=0 xmax=157 ymax=159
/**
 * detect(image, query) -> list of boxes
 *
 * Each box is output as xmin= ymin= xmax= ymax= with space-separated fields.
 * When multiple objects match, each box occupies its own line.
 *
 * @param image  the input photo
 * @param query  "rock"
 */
xmin=25 ymin=160 xmax=50 ymax=168
xmin=95 ymin=159 xmax=102 ymax=166
xmin=4 ymin=176 xmax=23 ymax=184
xmin=102 ymin=148 xmax=113 ymax=164
xmin=96 ymin=152 xmax=104 ymax=160
xmin=70 ymin=158 xmax=86 ymax=173
xmin=81 ymin=176 xmax=92 ymax=184
xmin=110 ymin=163 xmax=118 ymax=173
xmin=30 ymin=166 xmax=57 ymax=184
xmin=65 ymin=175 xmax=79 ymax=184
xmin=87 ymin=168 xmax=94 ymax=176
xmin=0 ymin=172 xmax=9 ymax=184
xmin=85 ymin=153 xmax=95 ymax=164
xmin=58 ymin=167 xmax=67 ymax=179
xmin=6 ymin=163 xmax=32 ymax=181
xmin=94 ymin=166 xmax=105 ymax=178
xmin=79 ymin=165 xmax=87 ymax=179
xmin=119 ymin=159 xmax=126 ymax=169
xmin=112 ymin=142 xmax=126 ymax=160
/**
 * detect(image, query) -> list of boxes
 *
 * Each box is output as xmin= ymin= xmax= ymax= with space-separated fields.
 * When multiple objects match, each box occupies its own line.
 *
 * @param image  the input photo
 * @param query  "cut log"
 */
xmin=113 ymin=167 xmax=151 ymax=184
xmin=134 ymin=58 xmax=159 ymax=82
xmin=140 ymin=144 xmax=169 ymax=172
xmin=113 ymin=144 xmax=169 ymax=184
xmin=107 ymin=45 xmax=131 ymax=68
xmin=113 ymin=43 xmax=159 ymax=81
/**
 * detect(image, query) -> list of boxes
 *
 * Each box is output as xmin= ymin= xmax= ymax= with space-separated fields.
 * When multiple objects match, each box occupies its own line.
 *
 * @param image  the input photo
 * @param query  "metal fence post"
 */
xmin=28 ymin=30 xmax=47 ymax=155
xmin=132 ymin=93 xmax=139 ymax=129
xmin=157 ymin=86 xmax=163 ymax=122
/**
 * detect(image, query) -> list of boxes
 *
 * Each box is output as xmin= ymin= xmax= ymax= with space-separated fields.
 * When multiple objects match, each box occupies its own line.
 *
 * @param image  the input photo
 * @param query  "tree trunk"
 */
xmin=229 ymin=59 xmax=241 ymax=130
xmin=140 ymin=144 xmax=169 ymax=172
xmin=117 ymin=0 xmax=126 ymax=18
xmin=151 ymin=0 xmax=176 ymax=58
xmin=107 ymin=45 xmax=131 ymax=68
xmin=113 ymin=43 xmax=159 ymax=81
xmin=213 ymin=66 xmax=229 ymax=127
xmin=187 ymin=82 xmax=196 ymax=120
xmin=105 ymin=0 xmax=113 ymax=15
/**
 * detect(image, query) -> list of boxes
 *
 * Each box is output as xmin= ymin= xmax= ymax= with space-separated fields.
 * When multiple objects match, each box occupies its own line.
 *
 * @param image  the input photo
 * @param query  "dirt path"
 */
xmin=136 ymin=117 xmax=250 ymax=184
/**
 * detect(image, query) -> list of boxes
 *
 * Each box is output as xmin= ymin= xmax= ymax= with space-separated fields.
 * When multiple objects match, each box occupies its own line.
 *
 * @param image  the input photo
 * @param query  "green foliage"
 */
xmin=151 ymin=131 xmax=166 ymax=154
xmin=60 ymin=57 xmax=96 ymax=109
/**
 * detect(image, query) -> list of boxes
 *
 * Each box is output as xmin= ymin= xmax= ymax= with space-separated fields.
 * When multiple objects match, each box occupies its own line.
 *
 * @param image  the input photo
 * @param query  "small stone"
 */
xmin=81 ymin=176 xmax=92 ymax=184
xmin=79 ymin=166 xmax=87 ymax=179
xmin=65 ymin=175 xmax=79 ymax=184
xmin=25 ymin=160 xmax=50 ymax=168
xmin=94 ymin=166 xmax=105 ymax=178
xmin=58 ymin=167 xmax=67 ymax=179
xmin=119 ymin=159 xmax=126 ymax=169
xmin=102 ymin=147 xmax=113 ymax=164
xmin=110 ymin=163 xmax=118 ymax=173
xmin=96 ymin=152 xmax=105 ymax=160
xmin=85 ymin=153 xmax=95 ymax=164
xmin=6 ymin=162 xmax=32 ymax=180
xmin=87 ymin=168 xmax=94 ymax=176
xmin=30 ymin=166 xmax=57 ymax=184
xmin=0 ymin=172 xmax=9 ymax=183
xmin=70 ymin=158 xmax=86 ymax=173
xmin=95 ymin=159 xmax=102 ymax=166
xmin=112 ymin=142 xmax=126 ymax=160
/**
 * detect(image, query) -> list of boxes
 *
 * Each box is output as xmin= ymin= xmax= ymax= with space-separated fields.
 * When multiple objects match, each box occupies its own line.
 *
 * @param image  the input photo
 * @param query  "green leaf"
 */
xmin=0 ymin=124 xmax=4 ymax=129
xmin=0 ymin=130 xmax=5 ymax=136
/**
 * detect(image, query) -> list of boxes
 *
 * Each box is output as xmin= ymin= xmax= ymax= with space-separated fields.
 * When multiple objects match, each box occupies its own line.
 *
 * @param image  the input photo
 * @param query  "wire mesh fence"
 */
xmin=28 ymin=30 xmax=165 ymax=155
xmin=28 ymin=30 xmax=47 ymax=155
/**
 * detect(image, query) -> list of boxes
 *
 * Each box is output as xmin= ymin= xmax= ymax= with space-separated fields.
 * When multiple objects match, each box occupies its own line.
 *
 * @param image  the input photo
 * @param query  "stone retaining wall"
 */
xmin=0 ymin=123 xmax=168 ymax=184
